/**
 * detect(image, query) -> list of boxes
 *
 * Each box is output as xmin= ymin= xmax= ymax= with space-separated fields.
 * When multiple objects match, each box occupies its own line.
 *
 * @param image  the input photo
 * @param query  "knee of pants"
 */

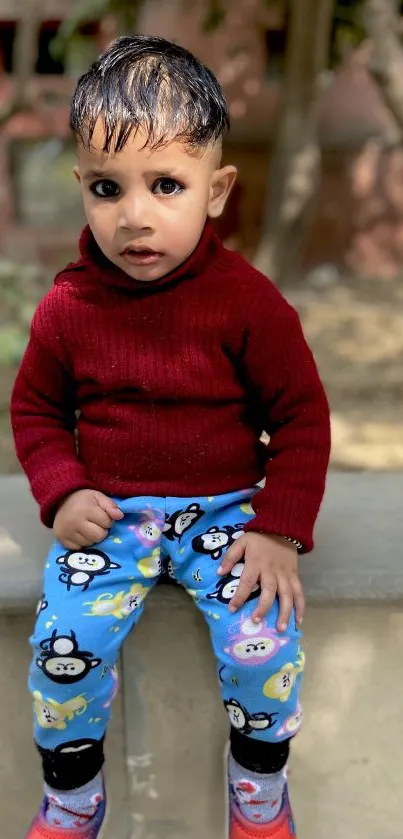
xmin=219 ymin=612 xmax=304 ymax=689
xmin=218 ymin=615 xmax=304 ymax=742
xmin=29 ymin=625 xmax=119 ymax=749
xmin=31 ymin=625 xmax=105 ymax=689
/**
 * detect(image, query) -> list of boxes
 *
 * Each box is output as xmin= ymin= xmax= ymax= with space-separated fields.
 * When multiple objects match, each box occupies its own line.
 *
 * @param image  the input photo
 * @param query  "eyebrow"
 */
xmin=82 ymin=169 xmax=111 ymax=181
xmin=82 ymin=166 xmax=187 ymax=182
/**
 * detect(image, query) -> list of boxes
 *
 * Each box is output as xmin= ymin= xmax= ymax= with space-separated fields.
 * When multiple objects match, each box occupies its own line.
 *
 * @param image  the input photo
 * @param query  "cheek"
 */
xmin=162 ymin=193 xmax=209 ymax=244
xmin=84 ymin=200 xmax=116 ymax=244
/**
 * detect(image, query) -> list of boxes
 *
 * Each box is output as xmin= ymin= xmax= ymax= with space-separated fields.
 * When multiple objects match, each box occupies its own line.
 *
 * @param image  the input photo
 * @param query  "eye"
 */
xmin=153 ymin=177 xmax=184 ymax=196
xmin=90 ymin=179 xmax=120 ymax=198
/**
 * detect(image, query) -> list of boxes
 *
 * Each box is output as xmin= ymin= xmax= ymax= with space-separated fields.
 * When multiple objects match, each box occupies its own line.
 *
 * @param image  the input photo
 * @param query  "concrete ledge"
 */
xmin=0 ymin=472 xmax=402 ymax=612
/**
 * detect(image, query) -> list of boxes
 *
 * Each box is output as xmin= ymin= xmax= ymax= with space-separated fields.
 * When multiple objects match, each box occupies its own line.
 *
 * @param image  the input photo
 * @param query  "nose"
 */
xmin=117 ymin=191 xmax=153 ymax=233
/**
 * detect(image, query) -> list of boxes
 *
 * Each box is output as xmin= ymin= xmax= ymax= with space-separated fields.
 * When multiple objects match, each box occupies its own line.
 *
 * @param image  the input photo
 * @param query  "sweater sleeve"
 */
xmin=10 ymin=296 xmax=95 ymax=527
xmin=238 ymin=284 xmax=331 ymax=553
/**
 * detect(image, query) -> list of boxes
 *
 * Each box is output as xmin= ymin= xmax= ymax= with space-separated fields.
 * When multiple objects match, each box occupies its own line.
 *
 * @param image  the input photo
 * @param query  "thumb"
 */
xmin=93 ymin=492 xmax=124 ymax=520
xmin=217 ymin=536 xmax=246 ymax=575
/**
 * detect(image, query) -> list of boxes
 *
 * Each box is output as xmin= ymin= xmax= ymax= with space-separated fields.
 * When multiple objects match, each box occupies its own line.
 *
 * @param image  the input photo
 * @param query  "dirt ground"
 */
xmin=1 ymin=269 xmax=402 ymax=474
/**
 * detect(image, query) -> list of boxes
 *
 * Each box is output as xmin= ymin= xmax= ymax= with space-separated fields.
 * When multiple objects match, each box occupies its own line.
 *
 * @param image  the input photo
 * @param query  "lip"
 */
xmin=121 ymin=245 xmax=163 ymax=267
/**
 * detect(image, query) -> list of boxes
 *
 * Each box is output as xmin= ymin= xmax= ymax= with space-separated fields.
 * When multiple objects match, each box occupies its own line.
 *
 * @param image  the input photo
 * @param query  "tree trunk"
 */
xmin=364 ymin=0 xmax=403 ymax=135
xmin=253 ymin=0 xmax=333 ymax=285
xmin=0 ymin=0 xmax=42 ymax=127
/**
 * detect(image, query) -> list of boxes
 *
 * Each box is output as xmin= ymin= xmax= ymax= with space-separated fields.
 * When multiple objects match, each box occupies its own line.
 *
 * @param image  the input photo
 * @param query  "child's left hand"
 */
xmin=217 ymin=532 xmax=305 ymax=632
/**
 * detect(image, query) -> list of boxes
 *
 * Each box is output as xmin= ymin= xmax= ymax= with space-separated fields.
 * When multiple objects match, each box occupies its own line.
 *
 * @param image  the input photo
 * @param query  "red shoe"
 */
xmin=230 ymin=787 xmax=296 ymax=839
xmin=25 ymin=793 xmax=106 ymax=839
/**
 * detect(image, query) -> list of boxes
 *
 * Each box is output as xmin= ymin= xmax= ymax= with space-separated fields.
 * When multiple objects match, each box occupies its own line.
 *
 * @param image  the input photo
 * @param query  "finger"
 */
xmin=218 ymin=537 xmax=245 ymax=575
xmin=292 ymin=576 xmax=306 ymax=625
xmin=276 ymin=576 xmax=294 ymax=632
xmin=251 ymin=574 xmax=277 ymax=622
xmin=88 ymin=505 xmax=114 ymax=529
xmin=60 ymin=536 xmax=83 ymax=551
xmin=78 ymin=522 xmax=109 ymax=546
xmin=229 ymin=570 xmax=259 ymax=612
xmin=94 ymin=492 xmax=124 ymax=520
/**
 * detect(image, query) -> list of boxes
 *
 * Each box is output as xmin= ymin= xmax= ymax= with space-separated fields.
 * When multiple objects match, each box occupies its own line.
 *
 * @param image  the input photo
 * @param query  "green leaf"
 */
xmin=202 ymin=1 xmax=227 ymax=33
xmin=0 ymin=326 xmax=28 ymax=365
xmin=50 ymin=0 xmax=110 ymax=59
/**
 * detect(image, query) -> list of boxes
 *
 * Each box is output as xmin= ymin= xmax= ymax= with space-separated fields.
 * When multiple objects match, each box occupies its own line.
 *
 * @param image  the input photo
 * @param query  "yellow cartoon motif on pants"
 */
xmin=263 ymin=645 xmax=305 ymax=702
xmin=84 ymin=583 xmax=148 ymax=619
xmin=33 ymin=691 xmax=91 ymax=730
xmin=138 ymin=548 xmax=162 ymax=579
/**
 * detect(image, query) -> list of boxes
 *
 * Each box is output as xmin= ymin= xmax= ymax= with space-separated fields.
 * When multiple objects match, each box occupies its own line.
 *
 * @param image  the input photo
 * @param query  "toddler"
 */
xmin=11 ymin=35 xmax=330 ymax=839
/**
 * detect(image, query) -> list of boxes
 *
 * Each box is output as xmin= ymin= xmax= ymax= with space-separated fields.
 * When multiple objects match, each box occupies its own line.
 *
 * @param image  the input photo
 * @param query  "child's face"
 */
xmin=75 ymin=121 xmax=236 ymax=282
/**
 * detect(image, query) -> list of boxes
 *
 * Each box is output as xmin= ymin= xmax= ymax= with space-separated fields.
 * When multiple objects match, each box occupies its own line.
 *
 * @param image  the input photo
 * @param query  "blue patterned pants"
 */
xmin=30 ymin=489 xmax=304 ymax=788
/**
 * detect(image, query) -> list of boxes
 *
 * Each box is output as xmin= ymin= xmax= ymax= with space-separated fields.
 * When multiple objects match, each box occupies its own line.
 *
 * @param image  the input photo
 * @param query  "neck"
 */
xmin=78 ymin=222 xmax=221 ymax=293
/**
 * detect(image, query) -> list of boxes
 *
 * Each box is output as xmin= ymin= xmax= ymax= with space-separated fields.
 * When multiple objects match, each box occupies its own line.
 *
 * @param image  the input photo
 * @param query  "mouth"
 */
xmin=120 ymin=245 xmax=163 ymax=267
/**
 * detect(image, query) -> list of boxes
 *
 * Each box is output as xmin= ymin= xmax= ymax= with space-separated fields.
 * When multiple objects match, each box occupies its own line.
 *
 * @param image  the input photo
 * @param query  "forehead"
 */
xmin=77 ymin=120 xmax=218 ymax=177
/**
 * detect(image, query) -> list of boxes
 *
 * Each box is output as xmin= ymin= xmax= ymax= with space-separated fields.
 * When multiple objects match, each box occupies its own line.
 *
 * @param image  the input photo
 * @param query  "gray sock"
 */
xmin=229 ymin=753 xmax=286 ymax=824
xmin=44 ymin=771 xmax=104 ymax=829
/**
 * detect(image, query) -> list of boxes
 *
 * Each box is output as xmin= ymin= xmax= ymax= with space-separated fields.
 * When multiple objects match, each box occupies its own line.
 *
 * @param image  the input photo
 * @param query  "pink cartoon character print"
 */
xmin=103 ymin=665 xmax=119 ymax=709
xmin=128 ymin=508 xmax=164 ymax=548
xmin=225 ymin=616 xmax=290 ymax=667
xmin=276 ymin=703 xmax=303 ymax=738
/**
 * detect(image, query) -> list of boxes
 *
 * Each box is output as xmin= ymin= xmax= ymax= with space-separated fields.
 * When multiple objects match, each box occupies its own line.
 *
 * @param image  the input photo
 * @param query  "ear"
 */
xmin=91 ymin=659 xmax=101 ymax=668
xmin=109 ymin=563 xmax=119 ymax=569
xmin=208 ymin=165 xmax=237 ymax=219
xmin=37 ymin=659 xmax=44 ymax=669
xmin=56 ymin=557 xmax=64 ymax=565
xmin=73 ymin=166 xmax=81 ymax=183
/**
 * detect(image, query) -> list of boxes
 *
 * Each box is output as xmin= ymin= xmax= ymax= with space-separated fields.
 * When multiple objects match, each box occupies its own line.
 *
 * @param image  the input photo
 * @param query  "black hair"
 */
xmin=70 ymin=34 xmax=230 ymax=153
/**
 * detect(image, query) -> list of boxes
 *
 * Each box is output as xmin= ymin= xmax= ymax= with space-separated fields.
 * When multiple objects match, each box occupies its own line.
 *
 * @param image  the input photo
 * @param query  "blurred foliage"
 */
xmin=202 ymin=0 xmax=227 ymax=33
xmin=331 ymin=0 xmax=366 ymax=65
xmin=50 ymin=0 xmax=382 ymax=73
xmin=0 ymin=262 xmax=50 ymax=365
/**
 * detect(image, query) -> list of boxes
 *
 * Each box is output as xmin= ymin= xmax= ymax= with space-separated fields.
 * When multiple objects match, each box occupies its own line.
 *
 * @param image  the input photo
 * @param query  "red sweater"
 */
xmin=11 ymin=223 xmax=330 ymax=550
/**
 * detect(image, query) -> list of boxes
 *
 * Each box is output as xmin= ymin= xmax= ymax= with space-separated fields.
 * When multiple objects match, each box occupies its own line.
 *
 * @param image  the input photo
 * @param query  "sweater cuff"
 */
xmin=29 ymin=461 xmax=96 ymax=528
xmin=243 ymin=512 xmax=313 ymax=554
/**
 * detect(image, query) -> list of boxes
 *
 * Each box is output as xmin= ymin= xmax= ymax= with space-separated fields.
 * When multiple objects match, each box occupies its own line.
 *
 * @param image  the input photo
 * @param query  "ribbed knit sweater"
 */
xmin=11 ymin=222 xmax=330 ymax=550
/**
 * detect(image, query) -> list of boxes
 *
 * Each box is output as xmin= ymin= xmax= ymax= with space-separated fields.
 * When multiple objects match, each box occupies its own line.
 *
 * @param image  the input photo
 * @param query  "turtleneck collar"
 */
xmin=74 ymin=221 xmax=220 ymax=294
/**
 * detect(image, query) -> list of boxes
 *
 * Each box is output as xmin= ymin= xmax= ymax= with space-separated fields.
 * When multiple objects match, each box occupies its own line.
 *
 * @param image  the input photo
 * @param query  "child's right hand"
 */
xmin=53 ymin=489 xmax=124 ymax=549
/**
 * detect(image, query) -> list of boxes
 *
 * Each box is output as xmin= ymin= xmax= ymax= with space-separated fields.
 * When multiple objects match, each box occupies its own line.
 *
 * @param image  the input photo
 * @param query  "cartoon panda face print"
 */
xmin=207 ymin=561 xmax=260 ymax=604
xmin=226 ymin=698 xmax=247 ymax=730
xmin=57 ymin=549 xmax=121 ymax=592
xmin=224 ymin=698 xmax=278 ymax=735
xmin=37 ymin=629 xmax=101 ymax=684
xmin=192 ymin=524 xmax=244 ymax=560
xmin=163 ymin=503 xmax=205 ymax=541
xmin=68 ymin=553 xmax=108 ymax=572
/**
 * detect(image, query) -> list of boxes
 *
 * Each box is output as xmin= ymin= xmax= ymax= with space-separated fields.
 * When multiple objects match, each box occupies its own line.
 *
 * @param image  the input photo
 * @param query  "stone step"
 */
xmin=0 ymin=472 xmax=402 ymax=612
xmin=2 ymin=603 xmax=401 ymax=839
